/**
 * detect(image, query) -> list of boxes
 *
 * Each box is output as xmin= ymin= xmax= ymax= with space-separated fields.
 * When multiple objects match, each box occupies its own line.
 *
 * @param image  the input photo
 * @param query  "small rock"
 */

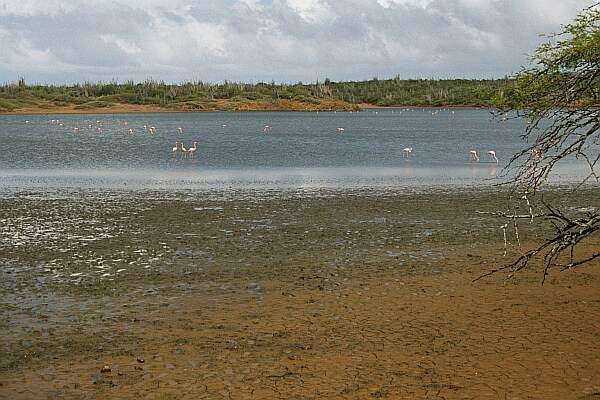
xmin=137 ymin=357 xmax=145 ymax=363
xmin=100 ymin=365 xmax=111 ymax=373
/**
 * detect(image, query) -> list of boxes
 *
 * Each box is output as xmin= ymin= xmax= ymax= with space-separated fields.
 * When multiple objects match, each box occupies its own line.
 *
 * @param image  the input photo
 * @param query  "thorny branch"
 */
xmin=475 ymin=198 xmax=600 ymax=283
xmin=476 ymin=4 xmax=600 ymax=283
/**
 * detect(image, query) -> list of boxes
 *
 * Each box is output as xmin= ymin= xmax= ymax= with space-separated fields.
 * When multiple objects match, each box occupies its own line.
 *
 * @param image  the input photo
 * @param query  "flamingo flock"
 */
xmin=468 ymin=149 xmax=498 ymax=163
xmin=38 ymin=111 xmax=503 ymax=165
xmin=173 ymin=141 xmax=198 ymax=159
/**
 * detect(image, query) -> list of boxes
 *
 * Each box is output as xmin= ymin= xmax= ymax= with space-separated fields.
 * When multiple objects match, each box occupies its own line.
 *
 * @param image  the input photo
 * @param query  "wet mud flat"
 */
xmin=0 ymin=187 xmax=599 ymax=399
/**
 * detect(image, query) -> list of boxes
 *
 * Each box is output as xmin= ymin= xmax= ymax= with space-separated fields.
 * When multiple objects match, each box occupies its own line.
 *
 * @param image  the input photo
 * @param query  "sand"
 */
xmin=0 ymin=188 xmax=598 ymax=399
xmin=0 ymin=99 xmax=359 ymax=115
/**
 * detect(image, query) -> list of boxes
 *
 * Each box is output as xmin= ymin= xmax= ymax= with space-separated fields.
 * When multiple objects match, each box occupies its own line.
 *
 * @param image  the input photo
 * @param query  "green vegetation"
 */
xmin=0 ymin=76 xmax=513 ymax=113
xmin=331 ymin=77 xmax=511 ymax=106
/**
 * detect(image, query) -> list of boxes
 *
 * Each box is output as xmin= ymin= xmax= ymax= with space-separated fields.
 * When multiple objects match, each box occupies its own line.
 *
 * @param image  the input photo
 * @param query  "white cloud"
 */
xmin=286 ymin=0 xmax=336 ymax=23
xmin=0 ymin=0 xmax=593 ymax=83
xmin=100 ymin=35 xmax=142 ymax=56
xmin=376 ymin=0 xmax=434 ymax=9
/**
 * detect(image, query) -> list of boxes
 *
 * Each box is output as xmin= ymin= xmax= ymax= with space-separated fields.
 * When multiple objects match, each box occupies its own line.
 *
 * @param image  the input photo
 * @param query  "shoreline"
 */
xmin=0 ymin=102 xmax=491 ymax=115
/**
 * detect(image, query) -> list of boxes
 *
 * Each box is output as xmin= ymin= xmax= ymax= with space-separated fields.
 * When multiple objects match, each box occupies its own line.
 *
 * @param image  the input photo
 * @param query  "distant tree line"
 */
xmin=0 ymin=76 xmax=513 ymax=112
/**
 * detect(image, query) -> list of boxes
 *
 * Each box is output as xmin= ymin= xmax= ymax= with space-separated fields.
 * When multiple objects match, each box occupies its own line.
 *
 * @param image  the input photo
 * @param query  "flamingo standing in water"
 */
xmin=188 ymin=141 xmax=198 ymax=158
xmin=180 ymin=142 xmax=188 ymax=159
xmin=177 ymin=127 xmax=183 ymax=133
xmin=128 ymin=128 xmax=134 ymax=135
xmin=263 ymin=125 xmax=271 ymax=133
xmin=336 ymin=127 xmax=345 ymax=133
xmin=469 ymin=150 xmax=480 ymax=162
xmin=487 ymin=150 xmax=498 ymax=163
xmin=172 ymin=141 xmax=179 ymax=157
xmin=403 ymin=147 xmax=413 ymax=157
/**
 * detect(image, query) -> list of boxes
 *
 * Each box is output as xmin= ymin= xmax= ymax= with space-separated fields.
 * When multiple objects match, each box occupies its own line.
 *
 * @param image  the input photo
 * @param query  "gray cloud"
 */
xmin=0 ymin=0 xmax=594 ymax=83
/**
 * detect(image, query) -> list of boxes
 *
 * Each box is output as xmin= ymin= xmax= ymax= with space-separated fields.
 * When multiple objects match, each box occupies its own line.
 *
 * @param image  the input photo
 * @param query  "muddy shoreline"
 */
xmin=1 ymin=188 xmax=599 ymax=399
xmin=0 ymin=103 xmax=486 ymax=115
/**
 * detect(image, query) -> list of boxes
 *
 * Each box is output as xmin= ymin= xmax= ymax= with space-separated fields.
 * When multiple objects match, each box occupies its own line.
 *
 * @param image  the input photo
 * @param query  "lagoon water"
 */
xmin=0 ymin=108 xmax=588 ymax=190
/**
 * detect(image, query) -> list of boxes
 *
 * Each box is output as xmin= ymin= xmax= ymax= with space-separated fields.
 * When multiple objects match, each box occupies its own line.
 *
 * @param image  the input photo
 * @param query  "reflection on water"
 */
xmin=0 ymin=164 xmax=590 ymax=191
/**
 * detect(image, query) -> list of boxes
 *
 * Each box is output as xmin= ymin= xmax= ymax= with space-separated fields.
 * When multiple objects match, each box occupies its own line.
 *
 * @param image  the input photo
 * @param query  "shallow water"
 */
xmin=0 ymin=109 xmax=589 ymax=190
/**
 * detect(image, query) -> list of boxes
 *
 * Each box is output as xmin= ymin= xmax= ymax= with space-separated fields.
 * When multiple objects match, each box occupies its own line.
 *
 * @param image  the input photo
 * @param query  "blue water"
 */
xmin=0 ymin=109 xmax=588 ymax=190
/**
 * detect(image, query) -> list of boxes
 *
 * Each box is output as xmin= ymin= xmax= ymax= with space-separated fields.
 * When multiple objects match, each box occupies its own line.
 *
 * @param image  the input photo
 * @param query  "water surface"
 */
xmin=0 ymin=109 xmax=588 ymax=190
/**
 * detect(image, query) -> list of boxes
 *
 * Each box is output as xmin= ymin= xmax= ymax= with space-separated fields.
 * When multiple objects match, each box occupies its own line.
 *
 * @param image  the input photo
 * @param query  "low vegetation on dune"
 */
xmin=0 ymin=77 xmax=512 ymax=113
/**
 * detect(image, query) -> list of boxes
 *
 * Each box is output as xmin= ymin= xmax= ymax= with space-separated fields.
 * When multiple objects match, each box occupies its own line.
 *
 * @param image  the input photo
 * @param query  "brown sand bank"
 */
xmin=0 ymin=189 xmax=598 ymax=399
xmin=0 ymin=99 xmax=359 ymax=115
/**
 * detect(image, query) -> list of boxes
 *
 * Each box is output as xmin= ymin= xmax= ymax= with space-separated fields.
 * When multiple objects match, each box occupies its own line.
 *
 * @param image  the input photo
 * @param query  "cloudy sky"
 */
xmin=0 ymin=0 xmax=594 ymax=84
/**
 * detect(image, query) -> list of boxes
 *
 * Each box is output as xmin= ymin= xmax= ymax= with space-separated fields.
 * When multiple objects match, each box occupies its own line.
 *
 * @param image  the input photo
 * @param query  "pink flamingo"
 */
xmin=337 ymin=127 xmax=345 ymax=133
xmin=402 ymin=147 xmax=413 ymax=157
xmin=188 ymin=141 xmax=198 ymax=158
xmin=263 ymin=125 xmax=271 ymax=133
xmin=177 ymin=127 xmax=183 ymax=133
xmin=73 ymin=127 xmax=79 ymax=133
xmin=180 ymin=142 xmax=188 ymax=159
xmin=128 ymin=128 xmax=134 ymax=135
xmin=487 ymin=150 xmax=498 ymax=163
xmin=469 ymin=150 xmax=480 ymax=162
xmin=172 ymin=141 xmax=179 ymax=157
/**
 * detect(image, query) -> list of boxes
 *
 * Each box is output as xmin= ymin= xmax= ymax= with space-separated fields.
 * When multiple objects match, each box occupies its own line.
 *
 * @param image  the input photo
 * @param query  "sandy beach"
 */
xmin=0 ymin=188 xmax=598 ymax=399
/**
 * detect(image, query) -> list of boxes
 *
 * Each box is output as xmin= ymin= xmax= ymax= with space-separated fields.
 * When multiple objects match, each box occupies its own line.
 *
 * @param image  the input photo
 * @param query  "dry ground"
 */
xmin=1 ymin=189 xmax=598 ymax=399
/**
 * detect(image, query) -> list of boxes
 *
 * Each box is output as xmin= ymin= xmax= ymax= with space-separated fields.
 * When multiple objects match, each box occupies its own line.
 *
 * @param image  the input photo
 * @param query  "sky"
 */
xmin=0 ymin=0 xmax=594 ymax=84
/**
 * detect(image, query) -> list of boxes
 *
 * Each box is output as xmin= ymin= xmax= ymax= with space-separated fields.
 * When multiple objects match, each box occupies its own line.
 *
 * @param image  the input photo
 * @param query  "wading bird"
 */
xmin=172 ymin=141 xmax=179 ymax=156
xmin=188 ymin=141 xmax=198 ymax=158
xmin=177 ymin=127 xmax=183 ymax=133
xmin=469 ymin=149 xmax=479 ymax=162
xmin=337 ymin=127 xmax=345 ymax=133
xmin=180 ymin=142 xmax=188 ymax=159
xmin=487 ymin=150 xmax=498 ymax=163
xmin=263 ymin=125 xmax=271 ymax=133
xmin=403 ymin=147 xmax=413 ymax=157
